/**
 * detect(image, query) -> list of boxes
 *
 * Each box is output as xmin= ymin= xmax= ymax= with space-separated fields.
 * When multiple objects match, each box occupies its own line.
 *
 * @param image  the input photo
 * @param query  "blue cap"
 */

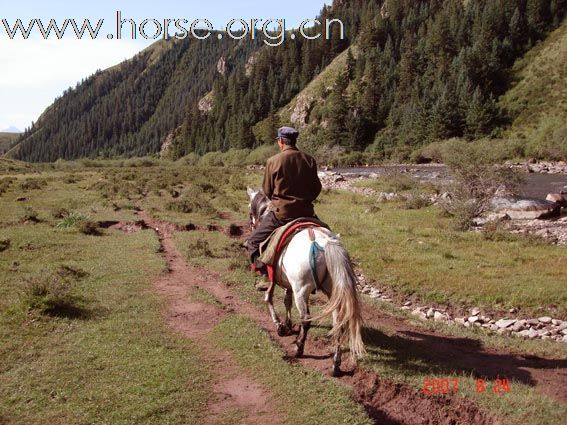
xmin=277 ymin=126 xmax=299 ymax=142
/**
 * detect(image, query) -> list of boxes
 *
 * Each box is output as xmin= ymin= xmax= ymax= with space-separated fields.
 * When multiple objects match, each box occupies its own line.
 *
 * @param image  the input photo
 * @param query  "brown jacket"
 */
xmin=263 ymin=146 xmax=322 ymax=220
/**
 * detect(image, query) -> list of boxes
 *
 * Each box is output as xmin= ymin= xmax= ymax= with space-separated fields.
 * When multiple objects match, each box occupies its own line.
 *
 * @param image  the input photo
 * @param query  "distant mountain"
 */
xmin=1 ymin=126 xmax=21 ymax=133
xmin=13 ymin=0 xmax=567 ymax=163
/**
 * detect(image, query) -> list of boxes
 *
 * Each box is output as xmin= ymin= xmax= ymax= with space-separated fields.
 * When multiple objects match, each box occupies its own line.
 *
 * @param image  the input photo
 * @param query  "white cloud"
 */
xmin=0 ymin=38 xmax=147 ymax=130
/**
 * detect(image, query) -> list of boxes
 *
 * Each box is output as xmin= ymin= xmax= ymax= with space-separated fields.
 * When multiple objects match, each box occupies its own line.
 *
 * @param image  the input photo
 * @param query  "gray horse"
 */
xmin=247 ymin=188 xmax=365 ymax=376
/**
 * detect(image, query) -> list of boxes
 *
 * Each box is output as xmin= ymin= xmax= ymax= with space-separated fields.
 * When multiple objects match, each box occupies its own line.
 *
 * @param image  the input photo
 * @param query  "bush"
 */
xmin=438 ymin=139 xmax=524 ymax=230
xmin=403 ymin=193 xmax=433 ymax=210
xmin=19 ymin=178 xmax=47 ymax=191
xmin=17 ymin=269 xmax=89 ymax=318
xmin=56 ymin=211 xmax=89 ymax=228
xmin=0 ymin=177 xmax=14 ymax=195
xmin=221 ymin=149 xmax=251 ymax=166
xmin=78 ymin=220 xmax=100 ymax=235
xmin=246 ymin=144 xmax=279 ymax=165
xmin=0 ymin=238 xmax=10 ymax=252
xmin=20 ymin=206 xmax=40 ymax=223
xmin=524 ymin=115 xmax=567 ymax=160
xmin=178 ymin=152 xmax=200 ymax=166
xmin=199 ymin=152 xmax=225 ymax=167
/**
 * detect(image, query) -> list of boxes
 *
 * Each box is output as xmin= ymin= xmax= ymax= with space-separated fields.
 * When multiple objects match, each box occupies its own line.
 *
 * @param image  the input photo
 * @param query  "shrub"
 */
xmin=0 ymin=177 xmax=14 ymax=195
xmin=187 ymin=238 xmax=214 ymax=257
xmin=78 ymin=220 xmax=100 ymax=235
xmin=221 ymin=149 xmax=251 ymax=166
xmin=56 ymin=211 xmax=89 ymax=228
xmin=199 ymin=152 xmax=225 ymax=167
xmin=438 ymin=139 xmax=524 ymax=230
xmin=0 ymin=238 xmax=10 ymax=252
xmin=382 ymin=171 xmax=417 ymax=192
xmin=403 ymin=194 xmax=433 ymax=210
xmin=19 ymin=178 xmax=47 ymax=191
xmin=178 ymin=152 xmax=200 ymax=166
xmin=17 ymin=270 xmax=88 ymax=319
xmin=524 ymin=115 xmax=567 ymax=160
xmin=20 ymin=206 xmax=40 ymax=223
xmin=246 ymin=144 xmax=278 ymax=165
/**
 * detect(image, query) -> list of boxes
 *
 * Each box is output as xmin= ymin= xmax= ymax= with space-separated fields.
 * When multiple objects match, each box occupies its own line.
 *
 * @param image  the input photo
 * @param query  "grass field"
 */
xmin=1 ymin=162 xmax=566 ymax=424
xmin=0 ymin=165 xmax=216 ymax=423
xmin=176 ymin=226 xmax=567 ymax=425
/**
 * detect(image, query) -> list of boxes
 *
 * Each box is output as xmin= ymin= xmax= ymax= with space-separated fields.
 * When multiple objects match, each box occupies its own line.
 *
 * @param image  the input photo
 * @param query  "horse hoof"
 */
xmin=331 ymin=365 xmax=341 ymax=377
xmin=277 ymin=324 xmax=290 ymax=337
xmin=294 ymin=346 xmax=304 ymax=358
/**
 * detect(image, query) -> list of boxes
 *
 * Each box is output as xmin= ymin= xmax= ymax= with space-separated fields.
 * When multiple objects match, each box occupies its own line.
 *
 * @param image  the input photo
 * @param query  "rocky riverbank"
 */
xmin=356 ymin=273 xmax=567 ymax=343
xmin=319 ymin=170 xmax=567 ymax=246
xmin=507 ymin=160 xmax=567 ymax=175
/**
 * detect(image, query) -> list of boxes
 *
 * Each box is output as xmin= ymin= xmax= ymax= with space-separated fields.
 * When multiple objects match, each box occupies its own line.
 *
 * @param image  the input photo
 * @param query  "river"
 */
xmin=331 ymin=165 xmax=567 ymax=199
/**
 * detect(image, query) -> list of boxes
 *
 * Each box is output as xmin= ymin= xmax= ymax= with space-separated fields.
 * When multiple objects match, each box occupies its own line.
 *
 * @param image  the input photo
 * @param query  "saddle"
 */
xmin=258 ymin=217 xmax=329 ymax=284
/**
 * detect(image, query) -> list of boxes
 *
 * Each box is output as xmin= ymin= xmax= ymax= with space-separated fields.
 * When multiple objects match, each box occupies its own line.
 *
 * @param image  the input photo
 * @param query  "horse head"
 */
xmin=246 ymin=187 xmax=270 ymax=230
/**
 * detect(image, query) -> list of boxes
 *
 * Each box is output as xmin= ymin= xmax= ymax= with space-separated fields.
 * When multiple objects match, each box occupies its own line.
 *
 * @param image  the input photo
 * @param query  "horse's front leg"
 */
xmin=265 ymin=283 xmax=289 ymax=337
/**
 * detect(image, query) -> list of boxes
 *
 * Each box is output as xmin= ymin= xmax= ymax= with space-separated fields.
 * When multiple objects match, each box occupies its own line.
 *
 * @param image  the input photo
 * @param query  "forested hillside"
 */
xmin=13 ymin=0 xmax=567 ymax=162
xmin=14 ymin=36 xmax=261 ymax=162
xmin=267 ymin=0 xmax=567 ymax=159
xmin=0 ymin=133 xmax=19 ymax=155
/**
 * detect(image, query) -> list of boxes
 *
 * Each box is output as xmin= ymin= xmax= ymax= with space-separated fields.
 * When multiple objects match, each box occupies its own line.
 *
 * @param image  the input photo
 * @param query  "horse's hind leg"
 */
xmin=293 ymin=289 xmax=311 ymax=357
xmin=331 ymin=310 xmax=343 ymax=377
xmin=284 ymin=289 xmax=293 ymax=330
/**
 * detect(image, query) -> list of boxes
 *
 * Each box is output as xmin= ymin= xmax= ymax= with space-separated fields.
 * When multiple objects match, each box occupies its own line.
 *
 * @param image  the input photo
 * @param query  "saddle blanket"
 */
xmin=259 ymin=217 xmax=329 ymax=265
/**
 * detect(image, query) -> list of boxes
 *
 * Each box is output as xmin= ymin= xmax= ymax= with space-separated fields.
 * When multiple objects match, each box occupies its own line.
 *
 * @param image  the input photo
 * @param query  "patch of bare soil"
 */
xmin=352 ymin=371 xmax=495 ymax=425
xmin=140 ymin=211 xmax=567 ymax=424
xmin=139 ymin=210 xmax=282 ymax=425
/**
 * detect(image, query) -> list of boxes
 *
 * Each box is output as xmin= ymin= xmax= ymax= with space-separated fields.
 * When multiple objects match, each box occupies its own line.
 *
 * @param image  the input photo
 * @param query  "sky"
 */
xmin=0 ymin=1 xmax=328 ymax=132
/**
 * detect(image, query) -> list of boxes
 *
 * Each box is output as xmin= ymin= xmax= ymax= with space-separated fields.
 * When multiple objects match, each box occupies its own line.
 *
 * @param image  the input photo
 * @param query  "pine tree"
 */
xmin=326 ymin=71 xmax=349 ymax=147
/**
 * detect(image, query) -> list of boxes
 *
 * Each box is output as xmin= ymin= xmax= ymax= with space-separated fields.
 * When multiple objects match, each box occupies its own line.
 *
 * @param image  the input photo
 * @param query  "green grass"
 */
xmin=195 ymin=227 xmax=567 ymax=425
xmin=316 ymin=190 xmax=567 ymax=319
xmin=0 ymin=170 xmax=213 ymax=424
xmin=2 ymin=162 xmax=567 ymax=424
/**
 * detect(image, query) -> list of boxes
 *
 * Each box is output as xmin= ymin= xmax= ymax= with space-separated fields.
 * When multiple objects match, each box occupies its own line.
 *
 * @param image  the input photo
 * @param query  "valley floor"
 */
xmin=1 ymin=163 xmax=566 ymax=424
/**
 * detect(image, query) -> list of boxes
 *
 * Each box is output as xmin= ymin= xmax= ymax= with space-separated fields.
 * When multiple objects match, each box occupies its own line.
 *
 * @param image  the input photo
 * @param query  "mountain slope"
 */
xmin=0 ymin=133 xmax=19 ymax=155
xmin=13 ymin=0 xmax=567 ymax=162
xmin=14 ymin=36 xmax=261 ymax=162
xmin=500 ymin=16 xmax=567 ymax=159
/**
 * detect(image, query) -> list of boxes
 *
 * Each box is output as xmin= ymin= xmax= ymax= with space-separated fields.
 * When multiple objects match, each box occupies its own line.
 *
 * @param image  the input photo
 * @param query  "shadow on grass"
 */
xmin=362 ymin=325 xmax=567 ymax=387
xmin=43 ymin=299 xmax=101 ymax=320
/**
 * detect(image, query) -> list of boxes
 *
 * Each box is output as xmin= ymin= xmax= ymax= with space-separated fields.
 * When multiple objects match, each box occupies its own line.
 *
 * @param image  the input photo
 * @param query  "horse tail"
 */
xmin=316 ymin=238 xmax=365 ymax=359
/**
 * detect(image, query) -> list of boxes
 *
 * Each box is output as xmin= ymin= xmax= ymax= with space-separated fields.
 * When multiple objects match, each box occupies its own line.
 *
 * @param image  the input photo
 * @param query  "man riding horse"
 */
xmin=247 ymin=126 xmax=323 ymax=291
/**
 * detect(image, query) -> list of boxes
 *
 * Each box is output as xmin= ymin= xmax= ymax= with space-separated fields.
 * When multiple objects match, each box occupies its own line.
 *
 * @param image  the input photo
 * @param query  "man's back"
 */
xmin=263 ymin=145 xmax=322 ymax=220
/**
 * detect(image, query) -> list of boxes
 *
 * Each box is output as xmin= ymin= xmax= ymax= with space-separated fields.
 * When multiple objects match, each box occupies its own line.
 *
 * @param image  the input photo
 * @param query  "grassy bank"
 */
xmin=0 ymin=171 xmax=211 ymax=424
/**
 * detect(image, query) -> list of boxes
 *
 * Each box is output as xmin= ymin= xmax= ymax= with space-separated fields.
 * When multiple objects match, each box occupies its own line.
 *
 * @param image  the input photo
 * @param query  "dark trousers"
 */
xmin=247 ymin=211 xmax=294 ymax=265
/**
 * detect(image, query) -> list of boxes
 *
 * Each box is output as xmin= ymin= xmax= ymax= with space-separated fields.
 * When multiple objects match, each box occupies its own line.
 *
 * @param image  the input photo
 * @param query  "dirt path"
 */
xmin=139 ymin=211 xmax=566 ymax=424
xmin=140 ymin=211 xmax=282 ymax=425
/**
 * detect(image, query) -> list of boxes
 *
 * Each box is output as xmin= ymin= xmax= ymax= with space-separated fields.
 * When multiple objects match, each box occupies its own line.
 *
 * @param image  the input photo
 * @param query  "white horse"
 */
xmin=247 ymin=188 xmax=365 ymax=376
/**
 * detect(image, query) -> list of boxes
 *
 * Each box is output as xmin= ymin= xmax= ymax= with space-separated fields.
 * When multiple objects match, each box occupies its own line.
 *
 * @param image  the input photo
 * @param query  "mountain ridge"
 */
xmin=12 ymin=0 xmax=567 ymax=163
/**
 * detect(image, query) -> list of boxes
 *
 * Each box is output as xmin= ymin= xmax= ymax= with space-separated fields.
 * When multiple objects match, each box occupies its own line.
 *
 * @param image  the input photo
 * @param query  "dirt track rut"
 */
xmin=139 ymin=211 xmax=566 ymax=424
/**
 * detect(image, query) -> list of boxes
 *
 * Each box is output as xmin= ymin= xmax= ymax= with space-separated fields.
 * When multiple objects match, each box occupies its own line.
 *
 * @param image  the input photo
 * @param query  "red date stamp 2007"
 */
xmin=422 ymin=378 xmax=511 ymax=395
